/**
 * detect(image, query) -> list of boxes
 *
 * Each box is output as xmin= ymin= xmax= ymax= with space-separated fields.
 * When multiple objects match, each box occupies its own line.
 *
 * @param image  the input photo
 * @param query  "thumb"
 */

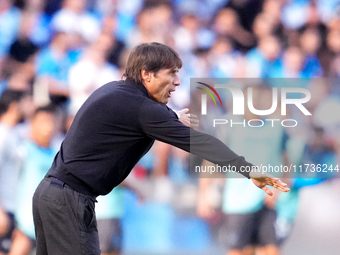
xmin=178 ymin=108 xmax=189 ymax=114
xmin=262 ymin=186 xmax=273 ymax=196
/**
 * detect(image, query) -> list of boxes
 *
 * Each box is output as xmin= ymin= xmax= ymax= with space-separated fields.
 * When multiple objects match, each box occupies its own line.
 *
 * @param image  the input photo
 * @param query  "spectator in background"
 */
xmin=0 ymin=72 xmax=33 ymax=96
xmin=34 ymin=26 xmax=78 ymax=136
xmin=252 ymin=12 xmax=278 ymax=42
xmin=101 ymin=15 xmax=127 ymax=70
xmin=35 ymin=30 xmax=72 ymax=107
xmin=225 ymin=0 xmax=264 ymax=33
xmin=208 ymin=36 xmax=243 ymax=78
xmin=268 ymin=46 xmax=309 ymax=78
xmin=19 ymin=0 xmax=50 ymax=47
xmin=213 ymin=8 xmax=255 ymax=52
xmin=0 ymin=0 xmax=21 ymax=61
xmin=262 ymin=0 xmax=283 ymax=25
xmin=126 ymin=0 xmax=174 ymax=48
xmin=173 ymin=12 xmax=215 ymax=54
xmin=3 ymin=9 xmax=40 ymax=84
xmin=324 ymin=29 xmax=340 ymax=75
xmin=50 ymin=0 xmax=101 ymax=45
xmin=8 ymin=11 xmax=39 ymax=66
xmin=245 ymin=35 xmax=281 ymax=78
xmin=0 ymin=89 xmax=26 ymax=255
xmin=68 ymin=33 xmax=121 ymax=115
xmin=9 ymin=105 xmax=56 ymax=255
xmin=299 ymin=27 xmax=323 ymax=77
xmin=173 ymin=13 xmax=201 ymax=53
xmin=94 ymin=0 xmax=143 ymax=43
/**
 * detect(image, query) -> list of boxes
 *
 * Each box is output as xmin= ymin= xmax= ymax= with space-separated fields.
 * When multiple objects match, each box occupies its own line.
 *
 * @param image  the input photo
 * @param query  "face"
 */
xmin=143 ymin=68 xmax=180 ymax=104
xmin=31 ymin=112 xmax=55 ymax=147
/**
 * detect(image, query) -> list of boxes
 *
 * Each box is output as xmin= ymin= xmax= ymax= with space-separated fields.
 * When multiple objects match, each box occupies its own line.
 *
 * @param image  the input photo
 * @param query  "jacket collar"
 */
xmin=124 ymin=78 xmax=150 ymax=98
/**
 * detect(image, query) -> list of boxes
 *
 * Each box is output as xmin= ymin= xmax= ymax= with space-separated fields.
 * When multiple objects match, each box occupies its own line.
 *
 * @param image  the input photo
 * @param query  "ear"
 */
xmin=141 ymin=69 xmax=151 ymax=83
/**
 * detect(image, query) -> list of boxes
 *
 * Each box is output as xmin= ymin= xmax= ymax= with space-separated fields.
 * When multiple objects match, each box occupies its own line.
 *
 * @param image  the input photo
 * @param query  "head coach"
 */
xmin=32 ymin=42 xmax=289 ymax=255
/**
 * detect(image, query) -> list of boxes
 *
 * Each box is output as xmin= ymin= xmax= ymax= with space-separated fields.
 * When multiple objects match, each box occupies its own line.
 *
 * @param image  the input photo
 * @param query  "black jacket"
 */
xmin=47 ymin=78 xmax=253 ymax=196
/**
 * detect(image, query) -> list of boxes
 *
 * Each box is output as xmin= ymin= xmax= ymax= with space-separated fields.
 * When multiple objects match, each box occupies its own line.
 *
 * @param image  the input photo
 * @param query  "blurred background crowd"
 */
xmin=1 ymin=0 xmax=340 ymax=254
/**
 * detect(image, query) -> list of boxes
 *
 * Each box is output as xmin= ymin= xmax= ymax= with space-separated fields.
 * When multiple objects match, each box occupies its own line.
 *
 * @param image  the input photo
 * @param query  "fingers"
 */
xmin=189 ymin=114 xmax=199 ymax=121
xmin=270 ymin=179 xmax=290 ymax=192
xmin=190 ymin=121 xmax=199 ymax=128
xmin=189 ymin=114 xmax=199 ymax=128
xmin=177 ymin=109 xmax=200 ymax=128
xmin=252 ymin=175 xmax=290 ymax=194
xmin=267 ymin=179 xmax=286 ymax=187
xmin=252 ymin=172 xmax=289 ymax=189
xmin=262 ymin=186 xmax=273 ymax=196
xmin=274 ymin=185 xmax=290 ymax=192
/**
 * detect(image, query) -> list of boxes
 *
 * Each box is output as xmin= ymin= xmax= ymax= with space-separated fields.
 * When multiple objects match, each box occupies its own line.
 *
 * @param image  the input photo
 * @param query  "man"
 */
xmin=33 ymin=42 xmax=289 ymax=255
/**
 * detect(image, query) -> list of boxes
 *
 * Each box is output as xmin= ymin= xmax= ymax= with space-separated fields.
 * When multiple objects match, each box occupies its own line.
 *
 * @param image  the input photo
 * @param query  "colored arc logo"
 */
xmin=196 ymin=82 xmax=223 ymax=106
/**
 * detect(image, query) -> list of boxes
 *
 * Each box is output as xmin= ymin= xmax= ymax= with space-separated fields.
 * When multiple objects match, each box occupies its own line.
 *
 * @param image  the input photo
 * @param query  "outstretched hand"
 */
xmin=176 ymin=108 xmax=199 ymax=128
xmin=250 ymin=170 xmax=290 ymax=196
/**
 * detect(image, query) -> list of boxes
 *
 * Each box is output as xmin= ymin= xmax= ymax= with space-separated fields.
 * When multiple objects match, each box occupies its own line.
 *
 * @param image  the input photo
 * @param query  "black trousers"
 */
xmin=33 ymin=177 xmax=100 ymax=255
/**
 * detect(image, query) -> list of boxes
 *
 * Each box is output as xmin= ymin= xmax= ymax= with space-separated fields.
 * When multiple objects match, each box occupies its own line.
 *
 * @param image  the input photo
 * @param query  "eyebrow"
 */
xmin=170 ymin=68 xmax=179 ymax=73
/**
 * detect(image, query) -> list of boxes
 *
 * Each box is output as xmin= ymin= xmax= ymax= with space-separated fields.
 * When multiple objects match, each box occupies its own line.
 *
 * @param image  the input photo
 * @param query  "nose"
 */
xmin=174 ymin=74 xmax=180 ymax=86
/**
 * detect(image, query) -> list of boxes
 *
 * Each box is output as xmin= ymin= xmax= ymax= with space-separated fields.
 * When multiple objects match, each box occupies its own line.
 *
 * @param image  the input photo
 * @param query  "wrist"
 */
xmin=249 ymin=166 xmax=261 ymax=179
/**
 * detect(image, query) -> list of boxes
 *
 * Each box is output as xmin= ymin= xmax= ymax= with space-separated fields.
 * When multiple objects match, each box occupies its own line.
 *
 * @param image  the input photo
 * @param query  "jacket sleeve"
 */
xmin=138 ymin=100 xmax=252 ymax=178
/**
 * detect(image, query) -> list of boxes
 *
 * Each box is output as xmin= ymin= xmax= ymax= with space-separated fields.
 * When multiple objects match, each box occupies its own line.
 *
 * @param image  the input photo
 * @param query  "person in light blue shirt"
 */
xmin=0 ymin=89 xmax=26 ymax=254
xmin=35 ymin=31 xmax=73 ymax=108
xmin=11 ymin=105 xmax=56 ymax=255
xmin=245 ymin=35 xmax=281 ymax=78
xmin=35 ymin=36 xmax=72 ymax=91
